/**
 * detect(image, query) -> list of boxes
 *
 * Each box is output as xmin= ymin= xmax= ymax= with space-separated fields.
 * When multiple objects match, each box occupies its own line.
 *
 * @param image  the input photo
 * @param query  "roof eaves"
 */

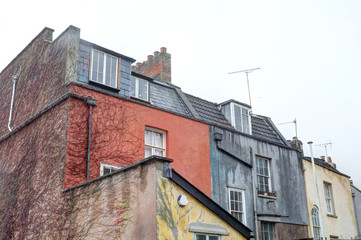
xmin=80 ymin=39 xmax=136 ymax=63
xmin=303 ymin=157 xmax=350 ymax=178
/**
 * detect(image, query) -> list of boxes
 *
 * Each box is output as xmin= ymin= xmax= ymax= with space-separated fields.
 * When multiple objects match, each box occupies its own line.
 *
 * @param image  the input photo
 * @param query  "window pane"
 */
xmin=153 ymin=132 xmax=163 ymax=147
xmin=91 ymin=51 xmax=99 ymax=81
xmin=209 ymin=236 xmax=219 ymax=240
xmin=234 ymin=105 xmax=242 ymax=131
xmin=242 ymin=113 xmax=250 ymax=133
xmin=154 ymin=149 xmax=164 ymax=156
xmin=196 ymin=234 xmax=206 ymax=240
xmin=105 ymin=55 xmax=111 ymax=86
xmin=145 ymin=130 xmax=152 ymax=145
xmin=130 ymin=77 xmax=136 ymax=96
xmin=103 ymin=167 xmax=111 ymax=175
xmin=145 ymin=147 xmax=152 ymax=158
xmin=138 ymin=79 xmax=148 ymax=100
xmin=98 ymin=52 xmax=104 ymax=83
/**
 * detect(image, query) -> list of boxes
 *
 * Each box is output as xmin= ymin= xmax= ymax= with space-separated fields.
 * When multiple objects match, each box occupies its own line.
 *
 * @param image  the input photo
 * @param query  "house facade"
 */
xmin=0 ymin=25 xmax=250 ymax=239
xmin=182 ymin=95 xmax=309 ymax=239
xmin=303 ymin=156 xmax=357 ymax=239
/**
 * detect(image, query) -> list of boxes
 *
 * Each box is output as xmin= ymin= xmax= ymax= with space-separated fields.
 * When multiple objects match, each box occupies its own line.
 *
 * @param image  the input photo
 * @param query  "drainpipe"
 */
xmin=308 ymin=141 xmax=325 ymax=240
xmin=250 ymin=147 xmax=259 ymax=240
xmin=8 ymin=74 xmax=19 ymax=131
xmin=86 ymin=97 xmax=97 ymax=182
xmin=352 ymin=190 xmax=361 ymax=237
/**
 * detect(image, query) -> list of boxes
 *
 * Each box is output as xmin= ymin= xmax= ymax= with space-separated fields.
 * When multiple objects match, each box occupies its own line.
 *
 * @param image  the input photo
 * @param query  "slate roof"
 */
xmin=186 ymin=93 xmax=234 ymax=130
xmin=251 ymin=114 xmax=288 ymax=146
xmin=150 ymin=83 xmax=191 ymax=117
xmin=185 ymin=93 xmax=289 ymax=147
xmin=303 ymin=157 xmax=350 ymax=178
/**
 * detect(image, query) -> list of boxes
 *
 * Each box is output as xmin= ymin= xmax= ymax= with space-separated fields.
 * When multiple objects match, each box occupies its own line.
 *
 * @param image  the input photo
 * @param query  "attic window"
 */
xmin=90 ymin=49 xmax=118 ymax=88
xmin=130 ymin=76 xmax=149 ymax=101
xmin=231 ymin=103 xmax=251 ymax=134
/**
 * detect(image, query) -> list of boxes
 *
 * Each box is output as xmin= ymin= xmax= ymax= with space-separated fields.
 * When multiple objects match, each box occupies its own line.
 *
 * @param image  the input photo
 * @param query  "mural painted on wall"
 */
xmin=156 ymin=170 xmax=247 ymax=240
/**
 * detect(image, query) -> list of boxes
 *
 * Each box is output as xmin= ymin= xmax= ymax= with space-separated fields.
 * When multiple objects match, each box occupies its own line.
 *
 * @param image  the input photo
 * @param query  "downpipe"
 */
xmin=86 ymin=97 xmax=97 ymax=182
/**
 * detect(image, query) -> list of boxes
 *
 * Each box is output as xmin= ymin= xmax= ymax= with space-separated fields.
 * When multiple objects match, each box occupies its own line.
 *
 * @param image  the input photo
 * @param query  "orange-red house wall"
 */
xmin=65 ymin=85 xmax=211 ymax=196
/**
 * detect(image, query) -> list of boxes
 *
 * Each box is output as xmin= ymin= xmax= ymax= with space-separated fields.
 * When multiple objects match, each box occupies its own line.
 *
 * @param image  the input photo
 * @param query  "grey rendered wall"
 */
xmin=352 ymin=185 xmax=361 ymax=238
xmin=209 ymin=126 xmax=308 ymax=233
xmin=210 ymin=126 xmax=255 ymax=231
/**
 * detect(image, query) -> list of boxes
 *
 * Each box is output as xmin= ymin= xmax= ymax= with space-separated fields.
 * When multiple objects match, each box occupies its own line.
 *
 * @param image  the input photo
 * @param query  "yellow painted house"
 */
xmin=303 ymin=156 xmax=357 ymax=240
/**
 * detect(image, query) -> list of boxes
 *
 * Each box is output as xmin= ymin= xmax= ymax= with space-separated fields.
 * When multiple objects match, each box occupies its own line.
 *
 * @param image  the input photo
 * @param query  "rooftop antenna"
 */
xmin=278 ymin=118 xmax=298 ymax=138
xmin=228 ymin=68 xmax=260 ymax=108
xmin=315 ymin=140 xmax=332 ymax=160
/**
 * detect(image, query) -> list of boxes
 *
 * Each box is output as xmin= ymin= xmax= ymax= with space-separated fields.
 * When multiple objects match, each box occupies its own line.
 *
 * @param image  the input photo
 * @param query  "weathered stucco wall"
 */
xmin=303 ymin=159 xmax=357 ymax=239
xmin=0 ymin=26 xmax=79 ymax=137
xmin=66 ymin=85 xmax=212 ymax=195
xmin=63 ymin=159 xmax=159 ymax=240
xmin=156 ymin=169 xmax=247 ymax=240
xmin=0 ymin=100 xmax=69 ymax=239
xmin=210 ymin=126 xmax=308 ymax=238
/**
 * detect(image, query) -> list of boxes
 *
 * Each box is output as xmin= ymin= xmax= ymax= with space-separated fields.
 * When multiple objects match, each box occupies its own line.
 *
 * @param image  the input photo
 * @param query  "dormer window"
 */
xmin=130 ymin=76 xmax=149 ymax=101
xmin=231 ymin=102 xmax=251 ymax=134
xmin=90 ymin=49 xmax=118 ymax=88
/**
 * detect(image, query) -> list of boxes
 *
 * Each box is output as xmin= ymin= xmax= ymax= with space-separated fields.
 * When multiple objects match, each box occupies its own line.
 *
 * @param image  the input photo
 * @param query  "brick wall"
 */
xmin=0 ymin=26 xmax=80 ymax=137
xmin=0 ymin=100 xmax=69 ymax=239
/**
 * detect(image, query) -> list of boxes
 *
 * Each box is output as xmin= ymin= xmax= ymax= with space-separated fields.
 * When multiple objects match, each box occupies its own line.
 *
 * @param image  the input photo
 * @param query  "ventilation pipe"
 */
xmin=8 ymin=74 xmax=20 ymax=131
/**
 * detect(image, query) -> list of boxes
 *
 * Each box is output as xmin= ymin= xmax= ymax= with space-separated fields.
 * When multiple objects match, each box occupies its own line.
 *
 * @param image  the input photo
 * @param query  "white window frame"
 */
xmin=261 ymin=222 xmax=275 ymax=240
xmin=230 ymin=102 xmax=252 ymax=134
xmin=130 ymin=76 xmax=149 ymax=101
xmin=311 ymin=206 xmax=321 ymax=240
xmin=323 ymin=182 xmax=334 ymax=215
xmin=228 ymin=188 xmax=246 ymax=224
xmin=145 ymin=127 xmax=166 ymax=158
xmin=100 ymin=162 xmax=122 ymax=176
xmin=256 ymin=156 xmax=272 ymax=193
xmin=193 ymin=233 xmax=221 ymax=240
xmin=90 ymin=49 xmax=118 ymax=88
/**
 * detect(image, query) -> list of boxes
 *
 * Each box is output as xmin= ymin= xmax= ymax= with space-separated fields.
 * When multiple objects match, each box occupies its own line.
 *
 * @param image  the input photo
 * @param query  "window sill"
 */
xmin=258 ymin=191 xmax=277 ymax=199
xmin=327 ymin=213 xmax=338 ymax=218
xmin=130 ymin=96 xmax=150 ymax=103
xmin=89 ymin=80 xmax=120 ymax=93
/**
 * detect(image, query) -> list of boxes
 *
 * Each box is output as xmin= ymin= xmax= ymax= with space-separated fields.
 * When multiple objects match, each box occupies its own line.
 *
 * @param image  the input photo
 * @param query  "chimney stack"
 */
xmin=327 ymin=156 xmax=332 ymax=163
xmin=132 ymin=47 xmax=171 ymax=82
xmin=320 ymin=156 xmax=325 ymax=161
xmin=290 ymin=137 xmax=303 ymax=155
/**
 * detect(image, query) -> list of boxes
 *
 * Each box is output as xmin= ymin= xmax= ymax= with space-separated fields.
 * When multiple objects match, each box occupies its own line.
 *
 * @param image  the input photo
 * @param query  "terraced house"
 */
xmin=0 ymin=25 xmax=309 ymax=239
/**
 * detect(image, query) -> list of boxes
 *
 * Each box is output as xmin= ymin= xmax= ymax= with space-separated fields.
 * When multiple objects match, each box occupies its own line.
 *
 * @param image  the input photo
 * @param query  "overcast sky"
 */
xmin=1 ymin=0 xmax=360 ymax=187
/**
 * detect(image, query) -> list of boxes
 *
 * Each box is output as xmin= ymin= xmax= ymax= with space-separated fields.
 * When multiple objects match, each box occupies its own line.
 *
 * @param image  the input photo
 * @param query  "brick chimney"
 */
xmin=132 ymin=47 xmax=171 ymax=82
xmin=290 ymin=137 xmax=303 ymax=154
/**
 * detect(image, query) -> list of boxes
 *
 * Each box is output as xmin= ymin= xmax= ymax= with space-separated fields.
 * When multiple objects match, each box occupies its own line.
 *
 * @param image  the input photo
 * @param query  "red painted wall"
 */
xmin=66 ymin=85 xmax=211 ymax=196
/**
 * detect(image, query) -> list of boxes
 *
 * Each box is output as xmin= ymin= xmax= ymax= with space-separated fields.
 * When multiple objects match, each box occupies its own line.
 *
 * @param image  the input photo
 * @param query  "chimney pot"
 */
xmin=350 ymin=180 xmax=354 ymax=185
xmin=136 ymin=62 xmax=141 ymax=67
xmin=292 ymin=136 xmax=298 ymax=140
xmin=160 ymin=47 xmax=167 ymax=53
xmin=147 ymin=55 xmax=153 ymax=60
xmin=131 ymin=65 xmax=135 ymax=71
xmin=327 ymin=156 xmax=332 ymax=163
xmin=154 ymin=51 xmax=160 ymax=56
xmin=320 ymin=156 xmax=325 ymax=161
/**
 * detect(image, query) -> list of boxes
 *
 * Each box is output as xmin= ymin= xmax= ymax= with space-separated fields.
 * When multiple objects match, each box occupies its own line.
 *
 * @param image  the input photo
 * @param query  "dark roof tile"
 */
xmin=185 ymin=93 xmax=288 ymax=147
